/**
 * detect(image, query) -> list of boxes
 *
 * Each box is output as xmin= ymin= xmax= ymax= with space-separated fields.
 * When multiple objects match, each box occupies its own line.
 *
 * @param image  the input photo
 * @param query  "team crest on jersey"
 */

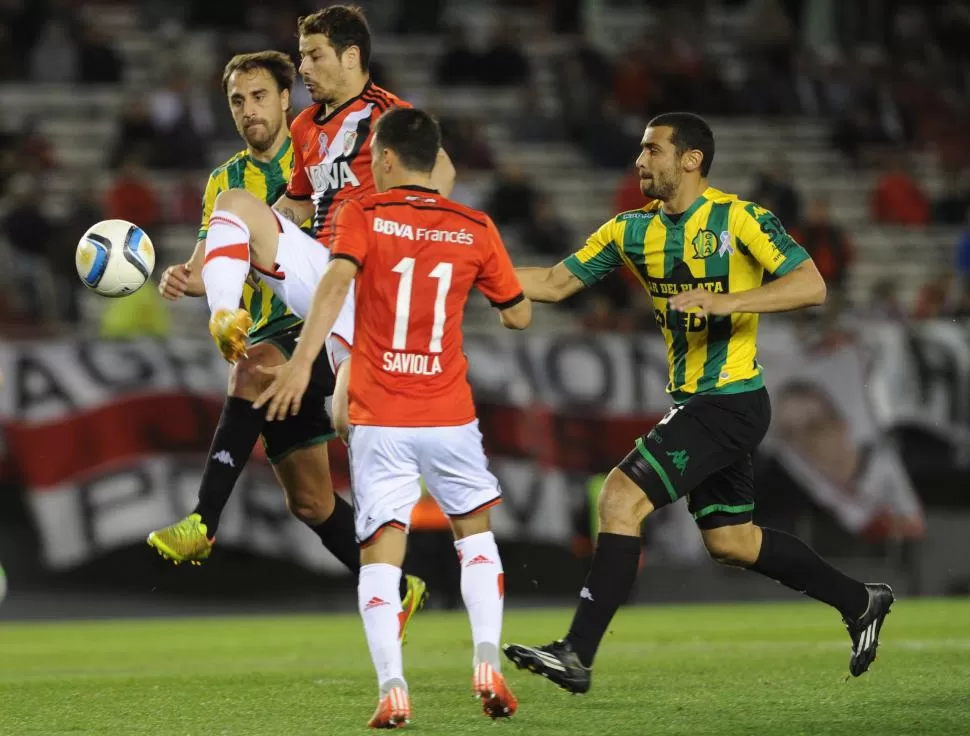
xmin=343 ymin=131 xmax=358 ymax=156
xmin=317 ymin=132 xmax=329 ymax=158
xmin=692 ymin=229 xmax=719 ymax=259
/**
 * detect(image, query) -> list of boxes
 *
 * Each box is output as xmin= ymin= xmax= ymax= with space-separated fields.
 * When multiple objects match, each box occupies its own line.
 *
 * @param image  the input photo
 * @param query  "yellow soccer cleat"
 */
xmin=399 ymin=575 xmax=429 ymax=645
xmin=147 ymin=513 xmax=214 ymax=565
xmin=209 ymin=307 xmax=252 ymax=363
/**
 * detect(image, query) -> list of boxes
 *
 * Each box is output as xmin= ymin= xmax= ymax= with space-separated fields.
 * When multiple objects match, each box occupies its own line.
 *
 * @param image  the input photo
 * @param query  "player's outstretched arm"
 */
xmin=159 ymin=239 xmax=206 ymax=300
xmin=253 ymin=257 xmax=358 ymax=421
xmin=272 ymin=194 xmax=315 ymax=228
xmin=669 ymin=260 xmax=827 ymax=316
xmin=515 ymin=262 xmax=586 ymax=303
xmin=499 ymin=298 xmax=532 ymax=330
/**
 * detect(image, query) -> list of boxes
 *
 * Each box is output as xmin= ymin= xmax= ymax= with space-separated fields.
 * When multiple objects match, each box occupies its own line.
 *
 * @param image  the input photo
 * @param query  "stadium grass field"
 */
xmin=1 ymin=598 xmax=967 ymax=735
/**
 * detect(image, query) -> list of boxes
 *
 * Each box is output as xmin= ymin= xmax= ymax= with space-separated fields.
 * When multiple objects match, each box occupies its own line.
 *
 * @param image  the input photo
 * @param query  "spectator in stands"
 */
xmin=1 ymin=173 xmax=55 ymax=319
xmin=749 ymin=160 xmax=801 ymax=229
xmin=77 ymin=21 xmax=122 ymax=85
xmin=870 ymin=154 xmax=930 ymax=226
xmin=583 ymin=100 xmax=640 ymax=170
xmin=934 ymin=167 xmax=970 ymax=225
xmin=149 ymin=67 xmax=215 ymax=169
xmin=789 ymin=196 xmax=853 ymax=305
xmin=439 ymin=117 xmax=494 ymax=171
xmin=522 ymin=194 xmax=571 ymax=259
xmin=111 ymin=97 xmax=160 ymax=169
xmin=485 ymin=162 xmax=537 ymax=229
xmin=954 ymin=204 xmax=970 ymax=311
xmin=611 ymin=38 xmax=651 ymax=117
xmin=912 ymin=274 xmax=954 ymax=320
xmin=740 ymin=0 xmax=797 ymax=116
xmin=868 ymin=278 xmax=906 ymax=321
xmin=434 ymin=24 xmax=481 ymax=86
xmin=168 ymin=173 xmax=204 ymax=226
xmin=511 ymin=83 xmax=564 ymax=142
xmin=105 ymin=155 xmax=160 ymax=233
xmin=27 ymin=19 xmax=79 ymax=84
xmin=479 ymin=19 xmax=530 ymax=87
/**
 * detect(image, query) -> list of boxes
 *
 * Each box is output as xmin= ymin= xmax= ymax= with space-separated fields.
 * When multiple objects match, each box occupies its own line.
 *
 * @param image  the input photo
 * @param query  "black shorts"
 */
xmin=252 ymin=326 xmax=337 ymax=464
xmin=617 ymin=388 xmax=771 ymax=529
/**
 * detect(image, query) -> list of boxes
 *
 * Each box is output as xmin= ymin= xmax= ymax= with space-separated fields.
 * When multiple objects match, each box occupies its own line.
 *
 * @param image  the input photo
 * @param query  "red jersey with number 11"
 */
xmin=330 ymin=186 xmax=524 ymax=427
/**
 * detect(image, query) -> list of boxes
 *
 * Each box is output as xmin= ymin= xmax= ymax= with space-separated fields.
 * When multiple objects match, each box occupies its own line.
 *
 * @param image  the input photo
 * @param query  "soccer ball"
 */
xmin=75 ymin=219 xmax=155 ymax=297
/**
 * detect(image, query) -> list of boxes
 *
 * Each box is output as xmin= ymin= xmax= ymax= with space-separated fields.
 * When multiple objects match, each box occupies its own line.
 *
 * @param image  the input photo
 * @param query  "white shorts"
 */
xmin=255 ymin=211 xmax=356 ymax=371
xmin=347 ymin=420 xmax=501 ymax=545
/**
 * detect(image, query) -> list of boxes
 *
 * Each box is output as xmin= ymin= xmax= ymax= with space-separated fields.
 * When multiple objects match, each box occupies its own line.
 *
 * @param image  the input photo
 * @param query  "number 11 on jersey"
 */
xmin=392 ymin=257 xmax=453 ymax=352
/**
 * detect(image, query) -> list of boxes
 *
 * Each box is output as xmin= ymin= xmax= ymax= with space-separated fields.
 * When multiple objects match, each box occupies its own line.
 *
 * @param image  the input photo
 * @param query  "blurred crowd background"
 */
xmin=1 ymin=0 xmax=969 ymax=614
xmin=0 ymin=0 xmax=968 ymax=335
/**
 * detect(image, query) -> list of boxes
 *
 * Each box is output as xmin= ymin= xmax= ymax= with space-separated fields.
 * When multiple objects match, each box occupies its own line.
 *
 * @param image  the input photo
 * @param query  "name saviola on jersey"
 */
xmin=383 ymin=351 xmax=444 ymax=376
xmin=373 ymin=217 xmax=476 ymax=244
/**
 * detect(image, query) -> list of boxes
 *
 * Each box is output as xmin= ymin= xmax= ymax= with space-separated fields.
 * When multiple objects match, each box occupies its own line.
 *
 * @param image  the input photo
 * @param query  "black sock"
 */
xmin=750 ymin=528 xmax=869 ymax=620
xmin=307 ymin=497 xmax=410 ymax=599
xmin=565 ymin=532 xmax=641 ymax=667
xmin=193 ymin=397 xmax=266 ymax=536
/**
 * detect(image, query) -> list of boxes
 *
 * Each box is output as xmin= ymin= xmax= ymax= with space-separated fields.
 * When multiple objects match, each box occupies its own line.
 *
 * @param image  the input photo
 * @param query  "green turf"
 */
xmin=1 ymin=598 xmax=968 ymax=735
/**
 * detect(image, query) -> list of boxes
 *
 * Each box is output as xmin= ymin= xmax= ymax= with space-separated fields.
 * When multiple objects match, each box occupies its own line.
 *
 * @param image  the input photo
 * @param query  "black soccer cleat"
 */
xmin=845 ymin=583 xmax=895 ymax=677
xmin=503 ymin=639 xmax=592 ymax=694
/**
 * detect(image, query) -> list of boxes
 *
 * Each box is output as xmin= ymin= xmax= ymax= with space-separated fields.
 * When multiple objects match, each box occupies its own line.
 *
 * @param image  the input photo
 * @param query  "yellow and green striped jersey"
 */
xmin=199 ymin=137 xmax=305 ymax=342
xmin=564 ymin=187 xmax=810 ymax=401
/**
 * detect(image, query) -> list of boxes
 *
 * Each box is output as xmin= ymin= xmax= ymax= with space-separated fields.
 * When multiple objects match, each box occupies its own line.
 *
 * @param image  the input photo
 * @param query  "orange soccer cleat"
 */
xmin=473 ymin=662 xmax=517 ymax=719
xmin=368 ymin=686 xmax=411 ymax=729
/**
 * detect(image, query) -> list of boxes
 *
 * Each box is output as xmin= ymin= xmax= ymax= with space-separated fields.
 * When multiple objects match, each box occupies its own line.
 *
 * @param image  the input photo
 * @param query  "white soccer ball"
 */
xmin=75 ymin=219 xmax=156 ymax=297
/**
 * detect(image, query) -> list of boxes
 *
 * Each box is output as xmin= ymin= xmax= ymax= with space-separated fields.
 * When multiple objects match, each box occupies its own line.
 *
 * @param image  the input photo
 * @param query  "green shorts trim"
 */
xmin=692 ymin=502 xmax=755 ymax=521
xmin=634 ymin=437 xmax=678 ymax=503
xmin=249 ymin=316 xmax=303 ymax=351
xmin=264 ymin=432 xmax=337 ymax=465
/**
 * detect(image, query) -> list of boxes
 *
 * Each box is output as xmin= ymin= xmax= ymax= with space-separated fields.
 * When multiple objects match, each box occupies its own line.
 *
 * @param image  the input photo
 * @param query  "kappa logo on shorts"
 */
xmin=667 ymin=449 xmax=690 ymax=475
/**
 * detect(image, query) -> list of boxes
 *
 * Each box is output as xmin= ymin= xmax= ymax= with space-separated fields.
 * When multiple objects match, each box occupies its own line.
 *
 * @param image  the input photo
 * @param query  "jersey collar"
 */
xmin=391 ymin=185 xmax=440 ymax=193
xmin=313 ymin=79 xmax=374 ymax=125
xmin=247 ymin=136 xmax=291 ymax=172
xmin=658 ymin=188 xmax=711 ymax=229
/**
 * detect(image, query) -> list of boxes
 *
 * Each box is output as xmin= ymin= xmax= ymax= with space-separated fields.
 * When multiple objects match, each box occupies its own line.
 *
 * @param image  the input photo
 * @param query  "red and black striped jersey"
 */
xmin=286 ymin=81 xmax=409 ymax=242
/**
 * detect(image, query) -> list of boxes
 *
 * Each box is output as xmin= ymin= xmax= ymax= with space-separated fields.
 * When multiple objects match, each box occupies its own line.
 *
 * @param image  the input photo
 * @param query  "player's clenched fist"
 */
xmin=159 ymin=263 xmax=203 ymax=300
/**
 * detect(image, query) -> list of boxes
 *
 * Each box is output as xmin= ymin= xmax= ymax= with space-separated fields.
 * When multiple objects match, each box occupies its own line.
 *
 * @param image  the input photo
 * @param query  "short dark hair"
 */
xmin=298 ymin=5 xmax=371 ymax=71
xmin=647 ymin=112 xmax=715 ymax=177
xmin=373 ymin=108 xmax=441 ymax=173
xmin=222 ymin=51 xmax=296 ymax=95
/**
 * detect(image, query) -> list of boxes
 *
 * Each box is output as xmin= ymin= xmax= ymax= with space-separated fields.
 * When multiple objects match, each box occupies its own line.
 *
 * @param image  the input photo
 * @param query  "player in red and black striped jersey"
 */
xmin=200 ymin=5 xmax=455 ymax=437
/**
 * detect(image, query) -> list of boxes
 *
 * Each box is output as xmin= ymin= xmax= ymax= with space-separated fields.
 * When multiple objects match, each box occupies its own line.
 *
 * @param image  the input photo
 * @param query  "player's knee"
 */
xmin=285 ymin=484 xmax=335 ymax=526
xmin=214 ymin=188 xmax=261 ymax=219
xmin=597 ymin=470 xmax=653 ymax=529
xmin=229 ymin=348 xmax=277 ymax=400
xmin=703 ymin=526 xmax=760 ymax=567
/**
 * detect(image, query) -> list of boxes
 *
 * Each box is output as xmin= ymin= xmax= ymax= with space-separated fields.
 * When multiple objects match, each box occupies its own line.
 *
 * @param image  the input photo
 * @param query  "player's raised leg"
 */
xmin=202 ymin=190 xmax=286 ymax=362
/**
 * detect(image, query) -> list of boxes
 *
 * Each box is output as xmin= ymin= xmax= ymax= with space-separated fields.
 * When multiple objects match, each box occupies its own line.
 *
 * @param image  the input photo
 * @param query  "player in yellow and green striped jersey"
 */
xmin=147 ymin=50 xmax=426 ymax=627
xmin=504 ymin=112 xmax=893 ymax=694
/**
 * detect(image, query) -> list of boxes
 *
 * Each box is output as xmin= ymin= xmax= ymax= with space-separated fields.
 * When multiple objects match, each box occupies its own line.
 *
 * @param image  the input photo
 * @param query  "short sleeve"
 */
xmin=733 ymin=202 xmax=810 ymax=276
xmin=197 ymin=172 xmax=222 ymax=240
xmin=330 ymin=200 xmax=370 ymax=267
xmin=476 ymin=216 xmax=524 ymax=308
xmin=563 ymin=218 xmax=625 ymax=285
xmin=286 ymin=122 xmax=312 ymax=200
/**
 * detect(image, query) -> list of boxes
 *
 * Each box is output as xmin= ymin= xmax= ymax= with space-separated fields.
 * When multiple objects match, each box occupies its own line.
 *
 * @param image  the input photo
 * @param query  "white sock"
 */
xmin=455 ymin=531 xmax=504 ymax=670
xmin=202 ymin=210 xmax=251 ymax=316
xmin=358 ymin=563 xmax=406 ymax=693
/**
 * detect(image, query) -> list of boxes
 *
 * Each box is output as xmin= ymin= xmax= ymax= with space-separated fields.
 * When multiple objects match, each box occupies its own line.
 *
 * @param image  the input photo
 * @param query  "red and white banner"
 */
xmin=2 ymin=321 xmax=959 ymax=570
